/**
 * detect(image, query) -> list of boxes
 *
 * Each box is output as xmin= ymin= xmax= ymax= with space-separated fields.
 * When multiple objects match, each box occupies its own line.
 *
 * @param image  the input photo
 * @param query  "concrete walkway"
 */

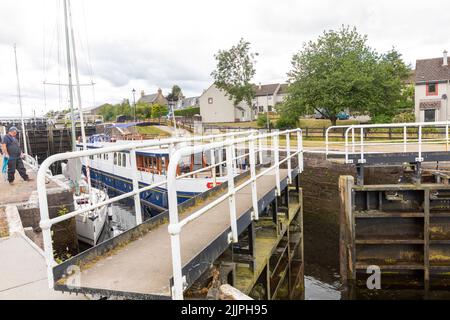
xmin=0 ymin=234 xmax=85 ymax=300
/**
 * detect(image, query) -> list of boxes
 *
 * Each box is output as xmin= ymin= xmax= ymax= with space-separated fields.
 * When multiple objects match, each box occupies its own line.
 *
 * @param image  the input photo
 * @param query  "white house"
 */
xmin=415 ymin=51 xmax=450 ymax=122
xmin=252 ymin=83 xmax=289 ymax=114
xmin=199 ymin=83 xmax=289 ymax=123
xmin=199 ymin=84 xmax=253 ymax=123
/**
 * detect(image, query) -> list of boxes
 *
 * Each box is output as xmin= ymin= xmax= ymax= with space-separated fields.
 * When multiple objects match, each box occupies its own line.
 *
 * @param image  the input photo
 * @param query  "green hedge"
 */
xmin=174 ymin=107 xmax=200 ymax=117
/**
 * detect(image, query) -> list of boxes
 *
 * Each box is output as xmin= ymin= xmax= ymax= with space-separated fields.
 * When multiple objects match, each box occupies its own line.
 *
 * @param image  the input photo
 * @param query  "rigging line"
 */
xmin=56 ymin=0 xmax=62 ymax=109
xmin=81 ymin=0 xmax=96 ymax=107
xmin=42 ymin=0 xmax=46 ymax=112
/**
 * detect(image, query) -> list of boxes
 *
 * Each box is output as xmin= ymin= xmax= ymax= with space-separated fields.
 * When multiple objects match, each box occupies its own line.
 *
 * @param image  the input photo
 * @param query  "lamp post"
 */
xmin=443 ymin=94 xmax=448 ymax=122
xmin=132 ymin=88 xmax=136 ymax=122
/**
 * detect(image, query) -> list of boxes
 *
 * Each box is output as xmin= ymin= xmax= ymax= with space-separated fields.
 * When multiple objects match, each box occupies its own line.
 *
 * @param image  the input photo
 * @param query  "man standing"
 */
xmin=1 ymin=127 xmax=30 ymax=185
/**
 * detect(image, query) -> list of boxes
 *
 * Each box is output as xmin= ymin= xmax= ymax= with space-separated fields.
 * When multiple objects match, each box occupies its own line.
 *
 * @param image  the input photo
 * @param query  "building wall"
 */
xmin=415 ymin=82 xmax=449 ymax=122
xmin=199 ymin=85 xmax=236 ymax=123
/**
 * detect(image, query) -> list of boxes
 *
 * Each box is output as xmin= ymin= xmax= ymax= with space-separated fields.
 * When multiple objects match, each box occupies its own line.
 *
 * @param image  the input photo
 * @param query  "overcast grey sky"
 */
xmin=1 ymin=0 xmax=449 ymax=117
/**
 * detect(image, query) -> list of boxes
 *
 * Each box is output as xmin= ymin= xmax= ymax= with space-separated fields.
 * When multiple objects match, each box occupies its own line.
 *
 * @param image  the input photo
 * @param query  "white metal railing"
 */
xmin=37 ymin=130 xmax=255 ymax=289
xmin=37 ymin=129 xmax=305 ymax=295
xmin=166 ymin=129 xmax=303 ymax=300
xmin=325 ymin=121 xmax=450 ymax=164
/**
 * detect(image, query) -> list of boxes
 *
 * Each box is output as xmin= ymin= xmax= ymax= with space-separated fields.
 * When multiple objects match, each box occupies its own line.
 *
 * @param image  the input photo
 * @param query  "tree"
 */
xmin=211 ymin=38 xmax=258 ymax=108
xmin=282 ymin=26 xmax=411 ymax=125
xmin=151 ymin=104 xmax=168 ymax=123
xmin=167 ymin=85 xmax=183 ymax=102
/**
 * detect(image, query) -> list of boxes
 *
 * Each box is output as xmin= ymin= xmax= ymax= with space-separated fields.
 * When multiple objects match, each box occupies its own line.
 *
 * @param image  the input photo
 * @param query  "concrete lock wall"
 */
xmin=300 ymin=153 xmax=404 ymax=270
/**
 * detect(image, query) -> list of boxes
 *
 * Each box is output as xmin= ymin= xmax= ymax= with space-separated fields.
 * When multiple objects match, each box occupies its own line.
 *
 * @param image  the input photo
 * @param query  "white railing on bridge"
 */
xmin=325 ymin=121 xmax=450 ymax=164
xmin=36 ymin=129 xmax=303 ymax=300
xmin=166 ymin=129 xmax=303 ymax=299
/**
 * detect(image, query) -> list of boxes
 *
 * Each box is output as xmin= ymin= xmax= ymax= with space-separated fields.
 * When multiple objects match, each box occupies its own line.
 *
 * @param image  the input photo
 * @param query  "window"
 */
xmin=208 ymin=98 xmax=213 ymax=104
xmin=268 ymin=105 xmax=273 ymax=112
xmin=259 ymin=106 xmax=263 ymax=112
xmin=424 ymin=109 xmax=436 ymax=122
xmin=114 ymin=153 xmax=117 ymax=165
xmin=427 ymin=82 xmax=438 ymax=96
xmin=122 ymin=154 xmax=127 ymax=167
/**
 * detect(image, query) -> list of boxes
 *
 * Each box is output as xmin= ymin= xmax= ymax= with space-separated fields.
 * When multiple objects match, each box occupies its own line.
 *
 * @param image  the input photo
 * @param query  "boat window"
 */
xmin=114 ymin=153 xmax=117 ymax=165
xmin=122 ymin=154 xmax=127 ymax=167
xmin=117 ymin=153 xmax=122 ymax=167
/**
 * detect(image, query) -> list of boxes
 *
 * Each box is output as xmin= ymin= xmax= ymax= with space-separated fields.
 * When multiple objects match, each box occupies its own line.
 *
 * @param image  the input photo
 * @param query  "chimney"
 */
xmin=258 ymin=82 xmax=262 ymax=90
xmin=140 ymin=90 xmax=145 ymax=97
xmin=158 ymin=88 xmax=162 ymax=95
xmin=444 ymin=50 xmax=448 ymax=66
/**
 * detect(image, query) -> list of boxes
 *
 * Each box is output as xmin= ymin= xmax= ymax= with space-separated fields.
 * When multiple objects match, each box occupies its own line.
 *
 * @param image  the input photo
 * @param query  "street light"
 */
xmin=132 ymin=88 xmax=136 ymax=122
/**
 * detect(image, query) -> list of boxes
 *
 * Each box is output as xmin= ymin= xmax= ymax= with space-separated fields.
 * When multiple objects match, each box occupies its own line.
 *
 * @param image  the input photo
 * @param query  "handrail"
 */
xmin=342 ymin=121 xmax=450 ymax=164
xmin=166 ymin=128 xmax=303 ymax=299
xmin=37 ymin=130 xmax=256 ymax=289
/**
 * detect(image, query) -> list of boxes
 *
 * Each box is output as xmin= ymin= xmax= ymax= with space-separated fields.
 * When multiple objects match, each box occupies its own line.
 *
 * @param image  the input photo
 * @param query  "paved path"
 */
xmin=0 ymin=234 xmax=84 ymax=300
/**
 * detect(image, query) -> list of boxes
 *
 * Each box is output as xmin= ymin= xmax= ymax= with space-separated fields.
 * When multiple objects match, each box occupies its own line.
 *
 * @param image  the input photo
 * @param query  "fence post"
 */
xmin=226 ymin=143 xmax=238 ymax=242
xmin=210 ymin=138 xmax=217 ymax=187
xmin=286 ymin=132 xmax=292 ymax=183
xmin=297 ymin=130 xmax=303 ymax=173
xmin=446 ymin=124 xmax=449 ymax=152
xmin=404 ymin=126 xmax=407 ymax=152
xmin=273 ymin=133 xmax=281 ymax=196
xmin=130 ymin=148 xmax=143 ymax=225
xmin=249 ymin=135 xmax=259 ymax=220
xmin=389 ymin=127 xmax=392 ymax=140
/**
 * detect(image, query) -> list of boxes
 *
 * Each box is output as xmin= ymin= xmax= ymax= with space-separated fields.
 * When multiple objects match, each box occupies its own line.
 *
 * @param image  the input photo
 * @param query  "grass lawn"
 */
xmin=206 ymin=121 xmax=260 ymax=128
xmin=135 ymin=125 xmax=171 ymax=137
xmin=298 ymin=118 xmax=359 ymax=128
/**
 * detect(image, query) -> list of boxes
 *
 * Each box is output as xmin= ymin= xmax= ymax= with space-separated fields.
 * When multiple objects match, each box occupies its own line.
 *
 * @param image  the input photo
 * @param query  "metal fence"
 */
xmin=36 ymin=129 xmax=303 ymax=299
xmin=325 ymin=121 xmax=450 ymax=163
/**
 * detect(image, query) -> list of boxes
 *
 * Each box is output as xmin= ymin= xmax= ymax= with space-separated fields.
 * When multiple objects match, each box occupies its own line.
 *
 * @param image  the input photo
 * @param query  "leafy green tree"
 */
xmin=282 ymin=26 xmax=411 ymax=126
xmin=167 ymin=85 xmax=183 ymax=102
xmin=151 ymin=104 xmax=168 ymax=123
xmin=98 ymin=103 xmax=115 ymax=121
xmin=211 ymin=38 xmax=258 ymax=108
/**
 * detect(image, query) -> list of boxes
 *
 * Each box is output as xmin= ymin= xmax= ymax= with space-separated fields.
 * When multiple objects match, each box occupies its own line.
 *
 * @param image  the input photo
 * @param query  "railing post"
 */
xmin=37 ymin=162 xmax=56 ymax=289
xmin=418 ymin=125 xmax=423 ymax=162
xmin=286 ymin=132 xmax=292 ymax=183
xmin=226 ymin=143 xmax=238 ymax=242
xmin=210 ymin=145 xmax=217 ymax=187
xmin=351 ymin=127 xmax=355 ymax=153
xmin=167 ymin=151 xmax=184 ymax=300
xmin=446 ymin=124 xmax=449 ymax=152
xmin=297 ymin=130 xmax=303 ymax=173
xmin=273 ymin=132 xmax=281 ymax=196
xmin=249 ymin=135 xmax=259 ymax=220
xmin=325 ymin=127 xmax=329 ymax=156
xmin=258 ymin=135 xmax=263 ymax=165
xmin=359 ymin=127 xmax=365 ymax=164
xmin=130 ymin=148 xmax=142 ymax=225
xmin=404 ymin=126 xmax=407 ymax=152
xmin=345 ymin=128 xmax=349 ymax=163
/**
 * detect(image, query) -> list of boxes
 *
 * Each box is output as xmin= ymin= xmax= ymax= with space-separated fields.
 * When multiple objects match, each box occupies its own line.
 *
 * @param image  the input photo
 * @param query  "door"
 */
xmin=424 ymin=109 xmax=436 ymax=122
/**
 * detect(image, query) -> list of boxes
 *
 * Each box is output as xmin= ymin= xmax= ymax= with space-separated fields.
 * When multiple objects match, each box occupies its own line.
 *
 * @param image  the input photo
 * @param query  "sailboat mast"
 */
xmin=67 ymin=0 xmax=87 ymax=148
xmin=67 ymin=0 xmax=93 ymax=197
xmin=63 ymin=0 xmax=77 ymax=151
xmin=13 ymin=44 xmax=28 ymax=155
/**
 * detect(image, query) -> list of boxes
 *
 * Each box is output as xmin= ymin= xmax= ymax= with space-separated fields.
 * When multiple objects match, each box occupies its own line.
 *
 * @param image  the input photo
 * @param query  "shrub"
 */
xmin=392 ymin=112 xmax=415 ymax=123
xmin=174 ymin=107 xmax=200 ymax=117
xmin=257 ymin=113 xmax=273 ymax=128
xmin=276 ymin=116 xmax=297 ymax=129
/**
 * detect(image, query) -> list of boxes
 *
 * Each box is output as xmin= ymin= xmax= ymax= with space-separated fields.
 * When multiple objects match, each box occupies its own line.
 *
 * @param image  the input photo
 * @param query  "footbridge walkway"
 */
xmin=37 ymin=129 xmax=304 ymax=300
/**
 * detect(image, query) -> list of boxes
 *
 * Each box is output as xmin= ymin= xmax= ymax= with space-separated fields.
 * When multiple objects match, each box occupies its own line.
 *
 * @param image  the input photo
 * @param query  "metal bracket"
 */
xmin=415 ymin=157 xmax=424 ymax=162
xmin=346 ymin=159 xmax=354 ymax=164
xmin=357 ymin=159 xmax=367 ymax=164
xmin=227 ymin=232 xmax=233 ymax=244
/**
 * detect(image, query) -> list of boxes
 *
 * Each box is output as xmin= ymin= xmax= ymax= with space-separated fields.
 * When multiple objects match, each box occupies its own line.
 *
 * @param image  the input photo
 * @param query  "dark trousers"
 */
xmin=7 ymin=157 xmax=29 ymax=182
